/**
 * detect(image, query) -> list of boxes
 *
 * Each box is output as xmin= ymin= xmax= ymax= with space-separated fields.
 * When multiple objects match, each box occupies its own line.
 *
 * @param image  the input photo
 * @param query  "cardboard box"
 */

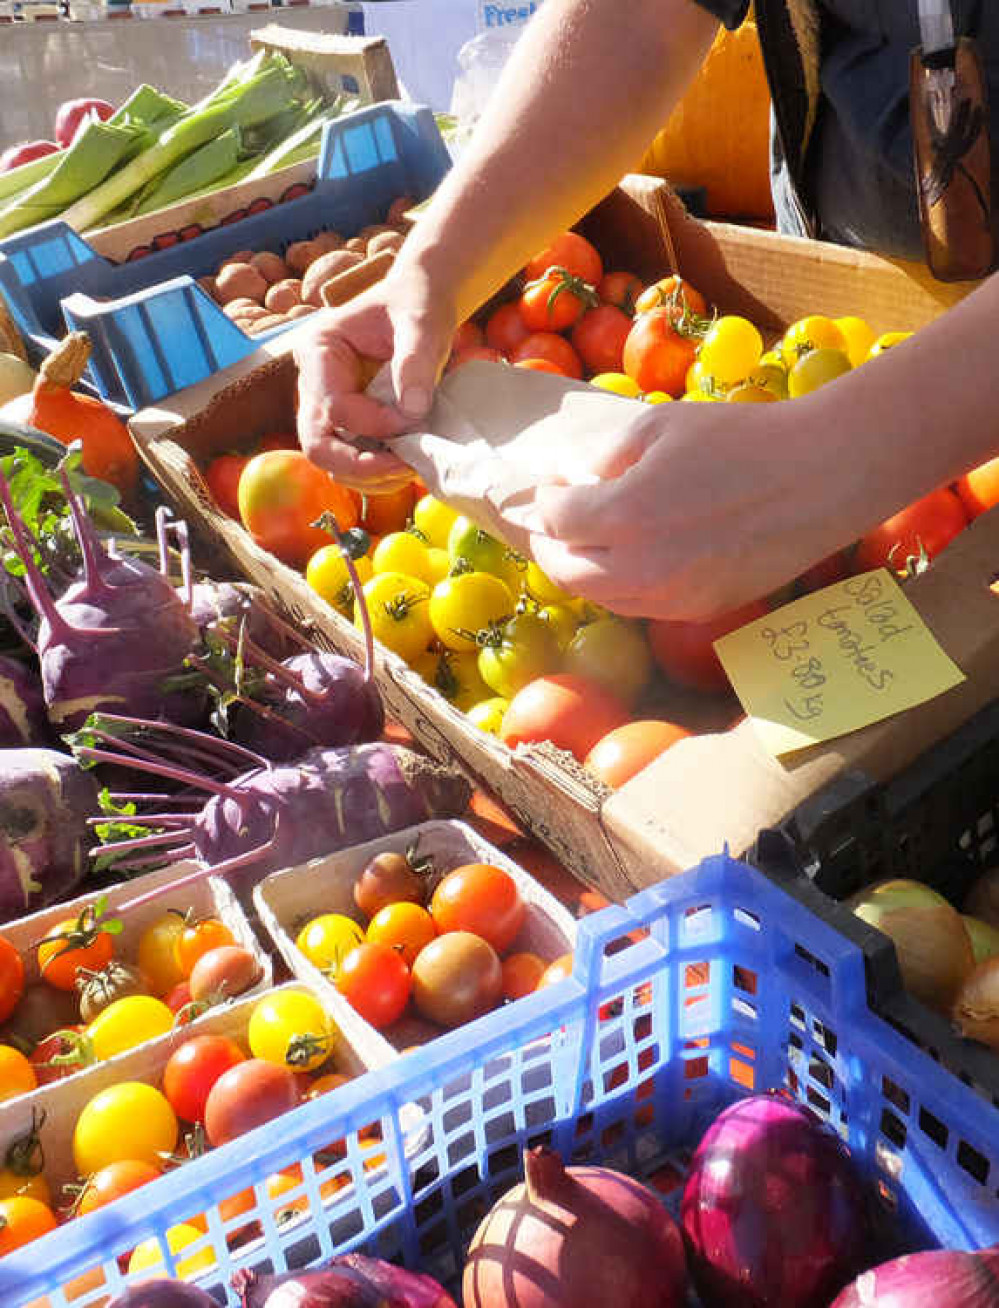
xmin=129 ymin=174 xmax=998 ymax=901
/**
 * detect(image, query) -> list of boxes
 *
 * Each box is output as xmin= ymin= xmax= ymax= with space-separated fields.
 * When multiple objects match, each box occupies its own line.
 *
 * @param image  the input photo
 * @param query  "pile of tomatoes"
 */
xmin=295 ymin=850 xmax=569 ymax=1040
xmin=0 ymin=901 xmax=261 ymax=1109
xmin=0 ymin=983 xmax=372 ymax=1272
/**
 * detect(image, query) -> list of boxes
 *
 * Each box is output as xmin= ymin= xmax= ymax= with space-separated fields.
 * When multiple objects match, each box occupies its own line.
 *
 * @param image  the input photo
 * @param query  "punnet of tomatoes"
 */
xmin=0 ymin=883 xmax=266 ymax=1109
xmin=0 ymin=981 xmax=381 ymax=1269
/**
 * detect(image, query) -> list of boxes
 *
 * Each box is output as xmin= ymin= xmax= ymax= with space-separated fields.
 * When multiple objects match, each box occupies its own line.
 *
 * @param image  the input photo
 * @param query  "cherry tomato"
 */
xmin=74 ymin=1082 xmax=178 ymax=1175
xmin=249 ymin=989 xmax=334 ymax=1072
xmin=0 ymin=1196 xmax=57 ymax=1256
xmin=467 ymin=697 xmax=509 ymax=735
xmin=87 ymin=995 xmax=174 ymax=1060
xmin=238 ymin=450 xmax=360 ymax=569
xmin=478 ymin=612 xmax=562 ymax=699
xmin=563 ymin=618 xmax=654 ymax=706
xmin=0 ymin=1046 xmax=37 ymax=1103
xmin=28 ymin=1028 xmax=90 ymax=1085
xmin=416 ymin=648 xmax=493 ymax=712
xmin=0 ymin=1169 xmax=50 ymax=1206
xmin=511 ymin=332 xmax=584 ymax=379
xmin=431 ymin=863 xmax=525 ymax=953
xmin=590 ymin=371 xmax=642 ymax=398
xmin=129 ymin=1223 xmax=215 ymax=1279
xmin=0 ymin=939 xmax=23 ymax=1026
xmin=451 ymin=321 xmax=485 ymax=354
xmin=413 ymin=494 xmax=459 ymax=549
xmin=571 ymin=305 xmax=632 ymax=376
xmin=164 ymin=981 xmax=193 ymax=1015
xmin=520 ymin=268 xmax=592 ymax=333
xmin=77 ymin=1160 xmax=161 ymax=1216
xmin=360 ymin=481 xmax=417 ymax=537
xmin=585 ymin=720 xmax=690 ymax=788
xmin=598 ymin=271 xmax=644 ymax=315
xmin=779 ymin=315 xmax=847 ymax=364
xmin=484 ymin=302 xmax=531 ymax=356
xmin=448 ymin=516 xmax=526 ymax=591
xmin=515 ymin=358 xmax=567 ymax=377
xmin=537 ymin=953 xmax=574 ymax=989
xmin=867 ymin=330 xmax=913 ymax=358
xmin=500 ymin=673 xmax=631 ymax=761
xmin=524 ymin=231 xmax=603 ymax=285
xmin=412 ymin=932 xmax=503 ymax=1028
xmin=36 ymin=907 xmax=115 ymax=992
xmin=537 ymin=603 xmax=580 ymax=651
xmin=335 ymin=942 xmax=411 ymax=1030
xmin=648 ymin=598 xmax=770 ymax=693
xmin=430 ymin=572 xmax=516 ymax=653
xmin=204 ymin=1059 xmax=299 ymax=1147
xmin=354 ymin=851 xmax=426 ymax=918
xmin=501 ymin=952 xmax=547 ymax=1000
xmin=787 ymin=347 xmax=851 ymax=397
xmin=137 ymin=914 xmax=187 ymax=996
xmin=623 ymin=309 xmax=698 ymax=396
xmin=204 ymin=453 xmax=248 ymax=520
xmin=163 ymin=1035 xmax=246 ymax=1123
xmin=746 ymin=361 xmax=789 ymax=399
xmin=634 ymin=276 xmax=707 ymax=318
xmin=855 ymin=488 xmax=968 ymax=573
xmin=372 ymin=531 xmax=434 ymax=583
xmin=296 ymin=913 xmax=365 ymax=976
xmin=367 ymin=902 xmax=437 ymax=968
xmin=358 ymin=571 xmax=432 ymax=662
xmin=726 ymin=383 xmax=778 ymax=403
xmin=833 ymin=316 xmax=875 ymax=367
xmin=448 ymin=345 xmax=506 ymax=372
xmin=524 ymin=561 xmax=574 ymax=606
xmin=698 ymin=315 xmax=763 ymax=386
xmin=175 ymin=918 xmax=235 ymax=978
xmin=306 ymin=546 xmax=372 ymax=614
xmin=957 ymin=455 xmax=999 ymax=519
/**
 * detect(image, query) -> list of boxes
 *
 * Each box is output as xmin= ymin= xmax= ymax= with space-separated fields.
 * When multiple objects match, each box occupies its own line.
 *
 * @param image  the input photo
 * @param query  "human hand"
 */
xmin=294 ymin=269 xmax=456 ymax=490
xmin=529 ymin=383 xmax=905 ymax=621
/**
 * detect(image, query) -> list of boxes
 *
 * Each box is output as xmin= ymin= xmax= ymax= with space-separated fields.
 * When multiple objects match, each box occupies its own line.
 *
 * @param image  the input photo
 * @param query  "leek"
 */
xmin=0 ymin=151 xmax=62 ymax=206
xmin=243 ymin=98 xmax=352 ymax=180
xmin=132 ymin=127 xmax=241 ymax=216
xmin=61 ymin=52 xmax=311 ymax=234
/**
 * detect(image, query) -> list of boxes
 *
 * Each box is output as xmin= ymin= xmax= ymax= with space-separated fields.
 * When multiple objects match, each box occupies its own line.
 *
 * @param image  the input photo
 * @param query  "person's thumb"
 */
xmin=390 ymin=312 xmax=446 ymax=422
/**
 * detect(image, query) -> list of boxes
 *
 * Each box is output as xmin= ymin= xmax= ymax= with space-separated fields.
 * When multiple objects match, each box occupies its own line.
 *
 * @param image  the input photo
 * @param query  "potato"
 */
xmin=246 ymin=313 xmax=287 ymax=335
xmin=216 ymin=262 xmax=268 ymax=305
xmin=285 ymin=304 xmax=318 ymax=320
xmin=312 ymin=230 xmax=345 ymax=255
xmin=386 ymin=194 xmax=416 ymax=228
xmin=218 ymin=249 xmax=254 ymax=271
xmin=197 ymin=275 xmax=220 ymax=302
xmin=301 ymin=249 xmax=364 ymax=307
xmin=223 ymin=299 xmax=268 ymax=322
xmin=366 ymin=230 xmax=405 ymax=257
xmin=358 ymin=223 xmax=395 ymax=244
xmin=264 ymin=278 xmax=303 ymax=314
xmin=285 ymin=240 xmax=321 ymax=277
xmin=250 ymin=251 xmax=290 ymax=285
xmin=345 ymin=237 xmax=367 ymax=255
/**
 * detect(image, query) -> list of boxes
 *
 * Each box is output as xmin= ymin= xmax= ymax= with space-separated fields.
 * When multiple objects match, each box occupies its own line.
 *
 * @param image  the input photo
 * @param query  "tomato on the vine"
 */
xmin=204 ymin=453 xmax=248 ymax=520
xmin=0 ymin=937 xmax=23 ymax=1024
xmin=175 ymin=917 xmax=235 ymax=978
xmin=163 ymin=1035 xmax=246 ymax=1123
xmin=524 ymin=231 xmax=603 ymax=285
xmin=335 ymin=943 xmax=411 ymax=1030
xmin=430 ymin=572 xmax=516 ymax=653
xmin=478 ymin=612 xmax=562 ymax=700
xmin=571 ymin=305 xmax=632 ymax=376
xmin=358 ymin=572 xmax=433 ymax=663
xmin=430 ymin=863 xmax=525 ymax=953
xmin=598 ymin=271 xmax=644 ymax=315
xmin=485 ymin=302 xmax=531 ymax=356
xmin=648 ymin=598 xmax=769 ymax=693
xmin=238 ymin=450 xmax=359 ymax=569
xmin=854 ymin=488 xmax=968 ymax=573
xmin=511 ymin=333 xmax=584 ymax=379
xmin=520 ymin=268 xmax=594 ymax=333
xmin=779 ymin=314 xmax=847 ymax=364
xmin=623 ymin=309 xmax=697 ymax=396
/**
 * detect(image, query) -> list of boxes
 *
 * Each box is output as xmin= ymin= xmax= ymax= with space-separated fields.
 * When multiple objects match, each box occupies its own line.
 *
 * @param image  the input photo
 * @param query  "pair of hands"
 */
xmin=294 ymin=280 xmax=885 ymax=622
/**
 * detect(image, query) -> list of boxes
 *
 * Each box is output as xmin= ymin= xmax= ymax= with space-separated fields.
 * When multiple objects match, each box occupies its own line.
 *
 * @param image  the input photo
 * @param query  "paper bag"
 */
xmin=373 ymin=361 xmax=640 ymax=554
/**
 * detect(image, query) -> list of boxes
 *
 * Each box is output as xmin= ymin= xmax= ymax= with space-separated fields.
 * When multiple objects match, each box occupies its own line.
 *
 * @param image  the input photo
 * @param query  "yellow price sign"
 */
xmin=713 ymin=569 xmax=966 ymax=758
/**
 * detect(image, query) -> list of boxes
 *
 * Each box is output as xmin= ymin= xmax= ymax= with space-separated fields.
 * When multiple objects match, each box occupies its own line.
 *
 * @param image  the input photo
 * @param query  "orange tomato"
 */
xmin=485 ymin=302 xmax=531 ymax=356
xmin=430 ymin=863 xmax=526 ymax=954
xmin=634 ymin=275 xmax=707 ymax=318
xmin=957 ymin=454 xmax=999 ymax=520
xmin=511 ymin=333 xmax=584 ymax=379
xmin=597 ymin=271 xmax=644 ymax=315
xmin=0 ymin=1046 xmax=37 ymax=1103
xmin=238 ymin=450 xmax=360 ymax=569
xmin=174 ymin=918 xmax=236 ymax=978
xmin=854 ymin=488 xmax=968 ymax=573
xmin=366 ymin=902 xmax=437 ymax=968
xmin=501 ymin=952 xmax=547 ymax=1000
xmin=360 ymin=481 xmax=417 ymax=537
xmin=0 ymin=937 xmax=23 ymax=1024
xmin=78 ymin=1160 xmax=161 ymax=1216
xmin=623 ymin=309 xmax=698 ymax=396
xmin=515 ymin=358 xmax=568 ymax=376
xmin=537 ymin=954 xmax=574 ymax=989
xmin=500 ymin=674 xmax=631 ymax=762
xmin=36 ymin=914 xmax=114 ymax=992
xmin=0 ymin=1196 xmax=57 ymax=1256
xmin=524 ymin=232 xmax=603 ymax=286
xmin=584 ymin=720 xmax=690 ymax=788
xmin=447 ymin=345 xmax=505 ymax=372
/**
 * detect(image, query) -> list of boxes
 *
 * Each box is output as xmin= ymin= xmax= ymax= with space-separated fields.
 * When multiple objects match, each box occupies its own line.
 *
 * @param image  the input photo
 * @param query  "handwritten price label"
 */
xmin=713 ymin=569 xmax=965 ymax=758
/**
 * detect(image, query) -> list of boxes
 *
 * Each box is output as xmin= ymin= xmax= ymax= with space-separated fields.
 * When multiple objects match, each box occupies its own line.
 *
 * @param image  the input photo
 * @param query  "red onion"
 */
xmin=680 ymin=1094 xmax=868 ymax=1308
xmin=232 ymin=1255 xmax=456 ymax=1308
xmin=831 ymin=1246 xmax=999 ymax=1306
xmin=462 ymin=1145 xmax=688 ymax=1307
xmin=108 ymin=1283 xmax=219 ymax=1307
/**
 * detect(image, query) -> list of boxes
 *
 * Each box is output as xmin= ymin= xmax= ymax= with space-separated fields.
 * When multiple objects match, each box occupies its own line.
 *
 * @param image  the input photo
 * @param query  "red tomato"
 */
xmin=571 ymin=305 xmax=632 ymax=376
xmin=238 ymin=450 xmax=360 ymax=570
xmin=164 ymin=981 xmax=193 ymax=1015
xmin=524 ymin=232 xmax=603 ymax=286
xmin=648 ymin=599 xmax=769 ymax=693
xmin=0 ymin=938 xmax=23 ymax=1025
xmin=597 ymin=271 xmax=644 ymax=315
xmin=520 ymin=269 xmax=590 ymax=333
xmin=430 ymin=863 xmax=525 ymax=953
xmin=634 ymin=276 xmax=707 ymax=318
xmin=204 ymin=454 xmax=248 ymax=520
xmin=29 ymin=1028 xmax=89 ymax=1085
xmin=335 ymin=943 xmax=411 ymax=1030
xmin=957 ymin=455 xmax=999 ymax=520
xmin=511 ymin=333 xmax=583 ymax=380
xmin=163 ymin=1035 xmax=246 ymax=1124
xmin=515 ymin=358 xmax=568 ymax=376
xmin=451 ymin=320 xmax=485 ymax=354
xmin=447 ymin=345 xmax=505 ymax=372
xmin=360 ymin=481 xmax=417 ymax=536
xmin=485 ymin=302 xmax=531 ymax=356
xmin=854 ymin=488 xmax=968 ymax=573
xmin=622 ymin=309 xmax=698 ymax=395
xmin=500 ymin=673 xmax=631 ymax=761
xmin=584 ymin=720 xmax=690 ymax=788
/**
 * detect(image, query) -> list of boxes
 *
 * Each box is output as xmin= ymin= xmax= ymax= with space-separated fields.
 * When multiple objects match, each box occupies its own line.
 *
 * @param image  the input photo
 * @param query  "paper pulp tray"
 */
xmin=126 ymin=172 xmax=999 ymax=906
xmin=254 ymin=819 xmax=578 ymax=1057
xmin=0 ymin=94 xmax=447 ymax=410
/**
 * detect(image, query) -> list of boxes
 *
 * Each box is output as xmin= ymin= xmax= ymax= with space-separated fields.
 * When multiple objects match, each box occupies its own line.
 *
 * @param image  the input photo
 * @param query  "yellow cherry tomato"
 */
xmin=467 ymin=697 xmax=509 ymax=735
xmin=296 ymin=914 xmax=364 ymax=973
xmin=867 ymin=330 xmax=914 ymax=359
xmin=129 ymin=1223 xmax=215 ymax=1280
xmin=589 ymin=372 xmax=641 ymax=398
xmin=137 ymin=914 xmax=187 ymax=997
xmin=366 ymin=902 xmax=436 ymax=967
xmin=643 ymin=390 xmax=672 ymax=404
xmin=525 ymin=561 xmax=574 ymax=607
xmin=306 ymin=546 xmax=372 ymax=613
xmin=698 ymin=316 xmax=763 ymax=386
xmin=787 ymin=347 xmax=852 ymax=397
xmin=537 ymin=603 xmax=580 ymax=650
xmin=73 ymin=1083 xmax=178 ymax=1175
xmin=357 ymin=572 xmax=432 ymax=663
xmin=429 ymin=572 xmax=515 ymax=652
xmin=426 ymin=546 xmax=451 ymax=586
xmin=416 ymin=648 xmax=493 ymax=711
xmin=372 ymin=532 xmax=434 ymax=583
xmin=834 ymin=315 xmax=875 ymax=367
xmin=726 ymin=383 xmax=778 ymax=403
xmin=681 ymin=389 xmax=719 ymax=402
xmin=747 ymin=361 xmax=789 ymax=399
xmin=87 ymin=995 xmax=174 ymax=1061
xmin=779 ymin=314 xmax=847 ymax=365
xmin=0 ymin=1169 xmax=50 ymax=1205
xmin=412 ymin=494 xmax=459 ymax=549
xmin=248 ymin=989 xmax=334 ymax=1072
xmin=447 ymin=517 xmax=525 ymax=591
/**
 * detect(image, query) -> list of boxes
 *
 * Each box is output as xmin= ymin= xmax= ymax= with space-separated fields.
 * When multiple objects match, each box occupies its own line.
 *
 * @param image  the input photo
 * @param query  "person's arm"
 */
xmin=530 ymin=272 xmax=999 ymax=620
xmin=295 ymin=0 xmax=719 ymax=486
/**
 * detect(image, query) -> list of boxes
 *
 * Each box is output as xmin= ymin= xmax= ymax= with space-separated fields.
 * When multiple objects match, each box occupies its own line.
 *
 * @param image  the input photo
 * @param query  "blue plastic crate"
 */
xmin=3 ymin=851 xmax=997 ymax=1307
xmin=0 ymin=100 xmax=450 ymax=410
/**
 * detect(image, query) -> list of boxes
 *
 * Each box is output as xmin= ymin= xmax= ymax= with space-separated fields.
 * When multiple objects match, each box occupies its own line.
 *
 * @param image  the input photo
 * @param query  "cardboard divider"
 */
xmin=254 ymin=819 xmax=578 ymax=1055
xmin=128 ymin=173 xmax=999 ymax=900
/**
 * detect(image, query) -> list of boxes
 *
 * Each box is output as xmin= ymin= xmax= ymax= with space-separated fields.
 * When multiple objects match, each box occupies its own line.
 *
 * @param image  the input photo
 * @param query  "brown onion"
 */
xmin=965 ymin=868 xmax=999 ymax=928
xmin=963 ymin=915 xmax=999 ymax=965
xmin=953 ymin=957 xmax=999 ymax=1049
xmin=852 ymin=894 xmax=974 ymax=1013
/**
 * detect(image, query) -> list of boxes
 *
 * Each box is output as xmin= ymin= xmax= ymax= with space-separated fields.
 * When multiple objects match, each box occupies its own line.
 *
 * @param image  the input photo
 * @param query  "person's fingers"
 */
xmin=301 ymin=429 xmax=414 ymax=491
xmin=389 ymin=311 xmax=447 ymax=422
xmin=534 ymin=480 xmax=631 ymax=548
xmin=581 ymin=414 xmax=659 ymax=480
